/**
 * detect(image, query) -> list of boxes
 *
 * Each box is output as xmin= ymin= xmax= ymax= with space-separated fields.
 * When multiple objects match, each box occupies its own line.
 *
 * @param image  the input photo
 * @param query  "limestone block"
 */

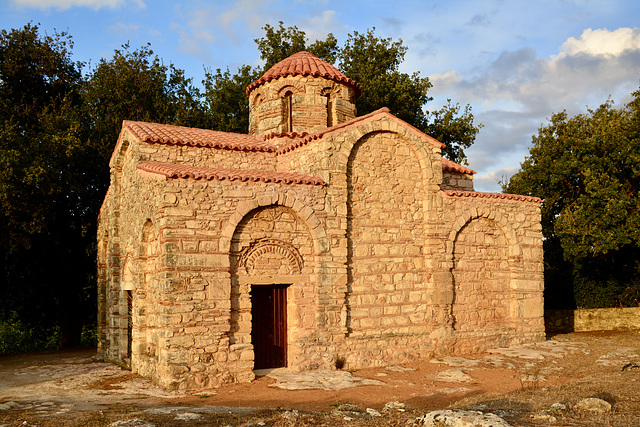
xmin=164 ymin=253 xmax=227 ymax=268
xmin=164 ymin=207 xmax=195 ymax=217
xmin=521 ymin=297 xmax=544 ymax=318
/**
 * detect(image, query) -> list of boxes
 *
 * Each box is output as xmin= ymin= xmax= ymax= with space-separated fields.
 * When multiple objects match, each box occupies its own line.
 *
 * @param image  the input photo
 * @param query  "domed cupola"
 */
xmin=246 ymin=51 xmax=361 ymax=142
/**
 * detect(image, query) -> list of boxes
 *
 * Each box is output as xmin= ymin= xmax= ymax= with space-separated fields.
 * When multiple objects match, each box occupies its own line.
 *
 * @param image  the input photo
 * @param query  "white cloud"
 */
xmin=474 ymin=167 xmax=519 ymax=192
xmin=300 ymin=10 xmax=347 ymax=44
xmin=170 ymin=0 xmax=273 ymax=64
xmin=558 ymin=27 xmax=640 ymax=57
xmin=169 ymin=0 xmax=347 ymax=67
xmin=428 ymin=27 xmax=640 ymax=192
xmin=12 ymin=0 xmax=144 ymax=10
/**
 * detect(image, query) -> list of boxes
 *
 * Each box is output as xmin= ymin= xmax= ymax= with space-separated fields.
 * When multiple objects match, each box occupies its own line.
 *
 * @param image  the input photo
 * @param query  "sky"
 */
xmin=2 ymin=0 xmax=639 ymax=192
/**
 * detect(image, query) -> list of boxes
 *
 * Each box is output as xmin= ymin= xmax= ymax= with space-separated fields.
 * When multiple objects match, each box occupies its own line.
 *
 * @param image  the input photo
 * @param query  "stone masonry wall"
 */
xmin=101 ymin=132 xmax=336 ymax=387
xmin=452 ymin=217 xmax=512 ymax=343
xmin=441 ymin=171 xmax=474 ymax=191
xmin=248 ymin=75 xmax=357 ymax=137
xmin=99 ymin=108 xmax=545 ymax=389
xmin=546 ymin=307 xmax=640 ymax=332
xmin=229 ymin=206 xmax=318 ymax=371
xmin=131 ymin=131 xmax=277 ymax=171
xmin=346 ymin=132 xmax=428 ymax=337
xmin=284 ymin=120 xmax=449 ymax=369
xmin=444 ymin=195 xmax=545 ymax=353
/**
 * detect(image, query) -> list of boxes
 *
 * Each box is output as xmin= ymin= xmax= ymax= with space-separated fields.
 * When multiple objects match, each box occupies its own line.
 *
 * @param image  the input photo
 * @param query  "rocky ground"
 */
xmin=0 ymin=330 xmax=639 ymax=426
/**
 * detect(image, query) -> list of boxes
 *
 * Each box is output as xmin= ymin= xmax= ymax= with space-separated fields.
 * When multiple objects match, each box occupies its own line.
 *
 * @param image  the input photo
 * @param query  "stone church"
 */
xmin=97 ymin=51 xmax=545 ymax=389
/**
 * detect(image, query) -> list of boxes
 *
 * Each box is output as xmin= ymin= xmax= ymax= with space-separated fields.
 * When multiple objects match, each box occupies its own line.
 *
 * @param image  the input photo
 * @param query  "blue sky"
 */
xmin=2 ymin=0 xmax=639 ymax=192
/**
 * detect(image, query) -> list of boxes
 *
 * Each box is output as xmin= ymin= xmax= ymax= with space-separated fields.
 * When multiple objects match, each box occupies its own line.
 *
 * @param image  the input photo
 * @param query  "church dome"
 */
xmin=246 ymin=51 xmax=362 ymax=98
xmin=246 ymin=51 xmax=360 ymax=139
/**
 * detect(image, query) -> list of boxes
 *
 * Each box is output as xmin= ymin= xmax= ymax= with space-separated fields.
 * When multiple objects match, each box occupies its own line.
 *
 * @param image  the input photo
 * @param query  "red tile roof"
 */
xmin=138 ymin=161 xmax=326 ymax=186
xmin=246 ymin=51 xmax=362 ymax=98
xmin=441 ymin=158 xmax=476 ymax=175
xmin=124 ymin=121 xmax=276 ymax=152
xmin=264 ymin=131 xmax=310 ymax=140
xmin=443 ymin=189 xmax=542 ymax=203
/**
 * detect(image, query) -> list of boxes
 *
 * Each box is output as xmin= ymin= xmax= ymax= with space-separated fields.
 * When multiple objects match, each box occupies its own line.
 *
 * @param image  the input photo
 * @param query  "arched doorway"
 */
xmin=229 ymin=206 xmax=312 ymax=370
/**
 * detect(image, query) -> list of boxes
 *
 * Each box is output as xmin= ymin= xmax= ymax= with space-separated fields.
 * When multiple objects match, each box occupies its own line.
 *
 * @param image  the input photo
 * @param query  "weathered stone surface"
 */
xmin=366 ymin=408 xmax=382 ymax=417
xmin=531 ymin=414 xmax=557 ymax=422
xmin=416 ymin=409 xmax=513 ymax=426
xmin=110 ymin=420 xmax=156 ymax=427
xmin=264 ymin=369 xmax=384 ymax=390
xmin=575 ymin=397 xmax=612 ymax=413
xmin=546 ymin=307 xmax=640 ymax=333
xmin=174 ymin=412 xmax=202 ymax=420
xmin=383 ymin=401 xmax=406 ymax=413
xmin=426 ymin=369 xmax=476 ymax=383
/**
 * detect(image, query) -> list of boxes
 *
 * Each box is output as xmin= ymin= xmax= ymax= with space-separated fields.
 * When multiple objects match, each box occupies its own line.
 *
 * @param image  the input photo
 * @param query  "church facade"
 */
xmin=97 ymin=51 xmax=544 ymax=389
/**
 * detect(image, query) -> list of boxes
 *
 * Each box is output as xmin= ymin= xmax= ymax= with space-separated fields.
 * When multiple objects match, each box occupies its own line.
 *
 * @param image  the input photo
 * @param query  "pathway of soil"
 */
xmin=1 ymin=330 xmax=639 ymax=426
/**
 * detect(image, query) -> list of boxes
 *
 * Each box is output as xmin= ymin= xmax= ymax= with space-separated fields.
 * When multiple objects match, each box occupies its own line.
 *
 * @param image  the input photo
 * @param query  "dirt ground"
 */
xmin=1 ymin=330 xmax=639 ymax=426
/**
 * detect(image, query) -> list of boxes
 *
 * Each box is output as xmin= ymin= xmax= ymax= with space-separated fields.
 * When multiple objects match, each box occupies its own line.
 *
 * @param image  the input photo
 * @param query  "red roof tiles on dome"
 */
xmin=138 ymin=161 xmax=326 ymax=186
xmin=124 ymin=121 xmax=276 ymax=152
xmin=246 ymin=51 xmax=362 ymax=98
xmin=443 ymin=189 xmax=542 ymax=203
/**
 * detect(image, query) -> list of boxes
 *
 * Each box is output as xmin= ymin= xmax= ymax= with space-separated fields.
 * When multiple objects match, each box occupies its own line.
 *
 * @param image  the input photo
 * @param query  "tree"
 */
xmin=505 ymin=88 xmax=640 ymax=308
xmin=0 ymin=24 xmax=89 ymax=349
xmin=255 ymin=21 xmax=339 ymax=70
xmin=82 ymin=43 xmax=206 ymax=168
xmin=203 ymin=65 xmax=261 ymax=134
xmin=0 ymin=28 xmax=209 ymax=352
xmin=427 ymin=100 xmax=481 ymax=165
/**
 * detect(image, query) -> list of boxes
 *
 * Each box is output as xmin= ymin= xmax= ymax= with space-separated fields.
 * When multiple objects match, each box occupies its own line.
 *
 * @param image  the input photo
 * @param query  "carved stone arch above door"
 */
xmin=237 ymin=238 xmax=304 ymax=276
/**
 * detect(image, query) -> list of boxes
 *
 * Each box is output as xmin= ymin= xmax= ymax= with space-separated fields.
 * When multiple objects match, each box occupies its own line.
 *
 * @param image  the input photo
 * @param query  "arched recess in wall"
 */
xmin=219 ymin=197 xmax=328 ymax=257
xmin=278 ymin=85 xmax=296 ymax=133
xmin=137 ymin=219 xmax=160 ymax=374
xmin=449 ymin=212 xmax=518 ymax=342
xmin=345 ymin=131 xmax=429 ymax=337
xmin=110 ymin=138 xmax=130 ymax=189
xmin=112 ymin=139 xmax=129 ymax=169
xmin=119 ymin=255 xmax=135 ymax=362
xmin=320 ymin=87 xmax=334 ymax=127
xmin=227 ymin=204 xmax=316 ymax=369
xmin=96 ymin=229 xmax=109 ymax=352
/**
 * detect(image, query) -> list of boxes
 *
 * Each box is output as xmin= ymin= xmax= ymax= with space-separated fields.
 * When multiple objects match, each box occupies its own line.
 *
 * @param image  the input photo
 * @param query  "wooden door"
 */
xmin=251 ymin=285 xmax=287 ymax=369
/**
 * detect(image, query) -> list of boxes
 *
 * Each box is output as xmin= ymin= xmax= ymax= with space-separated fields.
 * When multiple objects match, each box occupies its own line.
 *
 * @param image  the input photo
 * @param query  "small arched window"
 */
xmin=283 ymin=91 xmax=293 ymax=132
xmin=324 ymin=93 xmax=333 ymax=127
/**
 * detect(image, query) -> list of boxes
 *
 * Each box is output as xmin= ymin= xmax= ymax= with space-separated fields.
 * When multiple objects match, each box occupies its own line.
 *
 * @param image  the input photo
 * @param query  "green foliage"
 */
xmin=255 ymin=22 xmax=308 ymax=70
xmin=0 ymin=24 xmax=91 ymax=349
xmin=82 ymin=42 xmax=206 ymax=166
xmin=80 ymin=323 xmax=98 ymax=347
xmin=1 ymin=25 xmax=207 ymax=352
xmin=506 ymin=88 xmax=640 ymax=308
xmin=0 ymin=314 xmax=60 ymax=355
xmin=338 ymin=29 xmax=427 ymax=120
xmin=425 ymin=100 xmax=482 ymax=165
xmin=254 ymin=21 xmax=339 ymax=69
xmin=203 ymin=65 xmax=260 ymax=134
xmin=0 ymin=23 xmax=83 ymax=240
